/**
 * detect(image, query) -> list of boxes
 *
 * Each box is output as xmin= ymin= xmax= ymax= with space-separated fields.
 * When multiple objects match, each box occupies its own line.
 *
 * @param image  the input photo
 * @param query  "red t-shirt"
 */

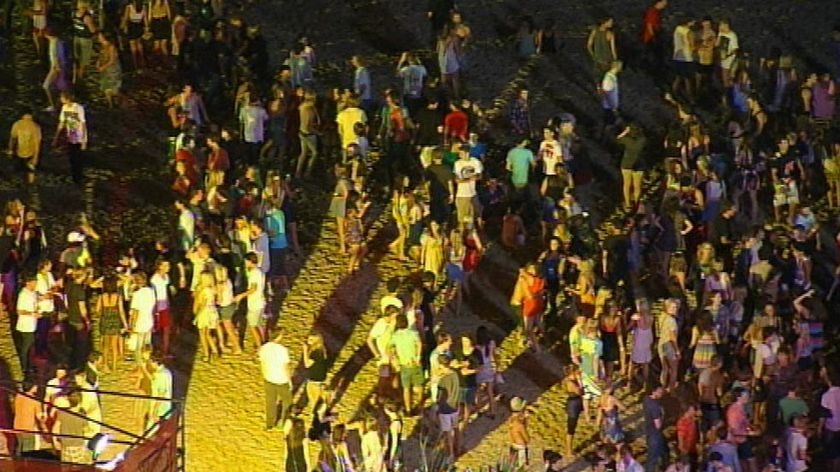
xmin=641 ymin=7 xmax=661 ymax=43
xmin=676 ymin=414 xmax=698 ymax=454
xmin=208 ymin=148 xmax=230 ymax=172
xmin=444 ymin=110 xmax=469 ymax=141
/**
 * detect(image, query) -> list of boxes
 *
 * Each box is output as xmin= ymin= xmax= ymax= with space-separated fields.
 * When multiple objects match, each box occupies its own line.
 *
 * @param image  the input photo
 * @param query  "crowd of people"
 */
xmin=0 ymin=0 xmax=840 ymax=470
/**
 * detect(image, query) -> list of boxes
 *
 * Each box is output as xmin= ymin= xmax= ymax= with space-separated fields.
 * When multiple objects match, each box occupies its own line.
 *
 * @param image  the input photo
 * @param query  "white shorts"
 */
xmin=247 ymin=304 xmax=266 ymax=327
xmin=438 ymin=411 xmax=459 ymax=433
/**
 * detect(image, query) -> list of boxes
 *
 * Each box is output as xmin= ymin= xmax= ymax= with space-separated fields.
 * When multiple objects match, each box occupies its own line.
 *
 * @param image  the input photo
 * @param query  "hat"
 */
xmin=558 ymin=113 xmax=576 ymax=125
xmin=67 ymin=231 xmax=86 ymax=243
xmin=509 ymin=396 xmax=527 ymax=412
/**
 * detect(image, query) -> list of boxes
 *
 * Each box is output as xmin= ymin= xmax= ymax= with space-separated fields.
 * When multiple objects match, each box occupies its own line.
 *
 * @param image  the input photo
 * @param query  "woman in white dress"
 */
xmin=193 ymin=271 xmax=221 ymax=362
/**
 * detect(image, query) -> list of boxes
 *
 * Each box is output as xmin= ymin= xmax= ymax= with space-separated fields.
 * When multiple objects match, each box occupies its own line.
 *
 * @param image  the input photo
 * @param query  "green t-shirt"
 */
xmin=778 ymin=397 xmax=808 ymax=425
xmin=506 ymin=147 xmax=534 ymax=187
xmin=390 ymin=328 xmax=421 ymax=366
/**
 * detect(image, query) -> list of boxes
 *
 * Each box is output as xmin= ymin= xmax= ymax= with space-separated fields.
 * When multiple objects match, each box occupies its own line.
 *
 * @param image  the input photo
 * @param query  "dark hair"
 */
xmin=103 ymin=274 xmax=119 ymax=293
xmin=386 ymin=277 xmax=400 ymax=293
xmin=476 ymin=326 xmax=491 ymax=347
xmin=395 ymin=314 xmax=408 ymax=330
xmin=244 ymin=252 xmax=259 ymax=264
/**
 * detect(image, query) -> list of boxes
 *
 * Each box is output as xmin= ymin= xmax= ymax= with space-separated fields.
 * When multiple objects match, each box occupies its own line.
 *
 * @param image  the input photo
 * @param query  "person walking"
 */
xmin=15 ymin=274 xmax=39 ymax=375
xmin=259 ymin=332 xmax=292 ymax=431
xmin=8 ymin=110 xmax=42 ymax=185
xmin=53 ymin=91 xmax=88 ymax=186
xmin=508 ymin=396 xmax=531 ymax=468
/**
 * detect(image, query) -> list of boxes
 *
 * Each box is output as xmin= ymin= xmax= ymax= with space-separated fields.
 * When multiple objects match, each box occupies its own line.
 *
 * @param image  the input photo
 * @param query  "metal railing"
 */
xmin=0 ymin=380 xmax=186 ymax=471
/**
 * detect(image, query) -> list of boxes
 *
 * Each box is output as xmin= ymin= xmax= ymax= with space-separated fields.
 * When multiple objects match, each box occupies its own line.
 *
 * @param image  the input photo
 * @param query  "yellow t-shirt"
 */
xmin=11 ymin=119 xmax=41 ymax=158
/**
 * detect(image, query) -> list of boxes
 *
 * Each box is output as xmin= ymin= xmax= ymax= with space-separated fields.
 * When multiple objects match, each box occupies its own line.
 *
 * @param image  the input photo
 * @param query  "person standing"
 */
xmin=96 ymin=33 xmax=122 ymax=108
xmin=616 ymin=123 xmax=647 ymax=210
xmin=671 ymin=19 xmax=695 ymax=99
xmin=506 ymin=138 xmax=535 ymax=193
xmin=147 ymin=354 xmax=173 ymax=430
xmin=53 ymin=392 xmax=89 ymax=464
xmin=15 ymin=274 xmax=39 ymax=375
xmin=8 ymin=110 xmax=42 ymax=185
xmin=13 ymin=381 xmax=41 ymax=455
xmin=53 ymin=91 xmax=88 ymax=186
xmin=390 ymin=314 xmax=423 ymax=415
xmin=784 ymin=414 xmax=808 ymax=472
xmin=234 ymin=252 xmax=266 ymax=352
xmin=129 ymin=272 xmax=155 ymax=365
xmin=71 ymin=0 xmax=97 ymax=84
xmin=601 ymin=61 xmax=623 ymax=138
xmin=150 ymin=259 xmax=173 ymax=357
xmin=453 ymin=145 xmax=483 ymax=225
xmin=436 ymin=353 xmax=460 ymax=458
xmin=259 ymin=332 xmax=292 ymax=431
xmin=205 ymin=134 xmax=230 ymax=188
xmin=296 ymin=91 xmax=320 ymax=178
xmin=716 ymin=20 xmax=739 ymax=89
xmin=587 ymin=18 xmax=617 ymax=86
xmin=65 ymin=268 xmax=90 ymax=370
xmin=643 ymin=384 xmax=669 ymax=472
xmin=640 ymin=0 xmax=667 ymax=72
xmin=397 ymin=52 xmax=427 ymax=117
xmin=658 ymin=298 xmax=680 ymax=391
xmin=508 ymin=396 xmax=531 ymax=468
xmin=820 ymin=369 xmax=840 ymax=472
xmin=238 ymin=97 xmax=269 ymax=166
xmin=351 ymin=56 xmax=374 ymax=115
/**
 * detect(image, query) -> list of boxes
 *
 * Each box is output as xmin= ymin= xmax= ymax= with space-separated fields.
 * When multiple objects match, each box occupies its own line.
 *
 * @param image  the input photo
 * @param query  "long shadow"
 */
xmin=287 ymin=202 xmax=395 ymax=399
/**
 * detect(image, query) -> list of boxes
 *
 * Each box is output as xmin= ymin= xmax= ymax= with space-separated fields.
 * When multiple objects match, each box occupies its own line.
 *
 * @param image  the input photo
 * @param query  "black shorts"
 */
xmin=825 ymin=430 xmax=840 ymax=459
xmin=737 ymin=439 xmax=754 ymax=459
xmin=15 ymin=156 xmax=35 ymax=174
xmin=566 ymin=396 xmax=583 ymax=434
xmin=269 ymin=248 xmax=288 ymax=277
xmin=151 ymin=17 xmax=170 ymax=40
xmin=673 ymin=60 xmax=695 ymax=78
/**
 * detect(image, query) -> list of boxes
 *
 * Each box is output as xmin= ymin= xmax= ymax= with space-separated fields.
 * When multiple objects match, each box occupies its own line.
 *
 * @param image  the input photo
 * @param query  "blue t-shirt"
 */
xmin=265 ymin=209 xmax=288 ymax=250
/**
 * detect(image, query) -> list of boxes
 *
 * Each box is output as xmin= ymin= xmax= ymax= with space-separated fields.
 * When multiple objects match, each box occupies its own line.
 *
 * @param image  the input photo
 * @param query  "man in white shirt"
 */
xmin=538 ymin=127 xmax=563 ymax=177
xmin=238 ymin=97 xmax=269 ymax=166
xmin=16 ymin=274 xmax=40 ymax=374
xmin=259 ymin=332 xmax=292 ymax=430
xmin=716 ymin=20 xmax=739 ymax=88
xmin=367 ymin=306 xmax=398 ymax=399
xmin=234 ymin=252 xmax=266 ymax=351
xmin=672 ymin=19 xmax=695 ymax=99
xmin=452 ymin=145 xmax=483 ymax=225
xmin=130 ymin=273 xmax=156 ymax=364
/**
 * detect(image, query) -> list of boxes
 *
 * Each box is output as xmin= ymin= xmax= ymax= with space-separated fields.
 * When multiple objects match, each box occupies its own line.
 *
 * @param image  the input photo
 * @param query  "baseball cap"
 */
xmin=509 ymin=396 xmax=527 ymax=412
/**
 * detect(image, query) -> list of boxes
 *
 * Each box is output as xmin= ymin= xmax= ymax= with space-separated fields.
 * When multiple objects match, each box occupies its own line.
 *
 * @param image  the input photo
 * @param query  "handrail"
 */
xmin=0 ymin=427 xmax=137 ymax=445
xmin=0 ymin=378 xmax=183 ymax=403
xmin=0 ymin=384 xmax=146 ymax=440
